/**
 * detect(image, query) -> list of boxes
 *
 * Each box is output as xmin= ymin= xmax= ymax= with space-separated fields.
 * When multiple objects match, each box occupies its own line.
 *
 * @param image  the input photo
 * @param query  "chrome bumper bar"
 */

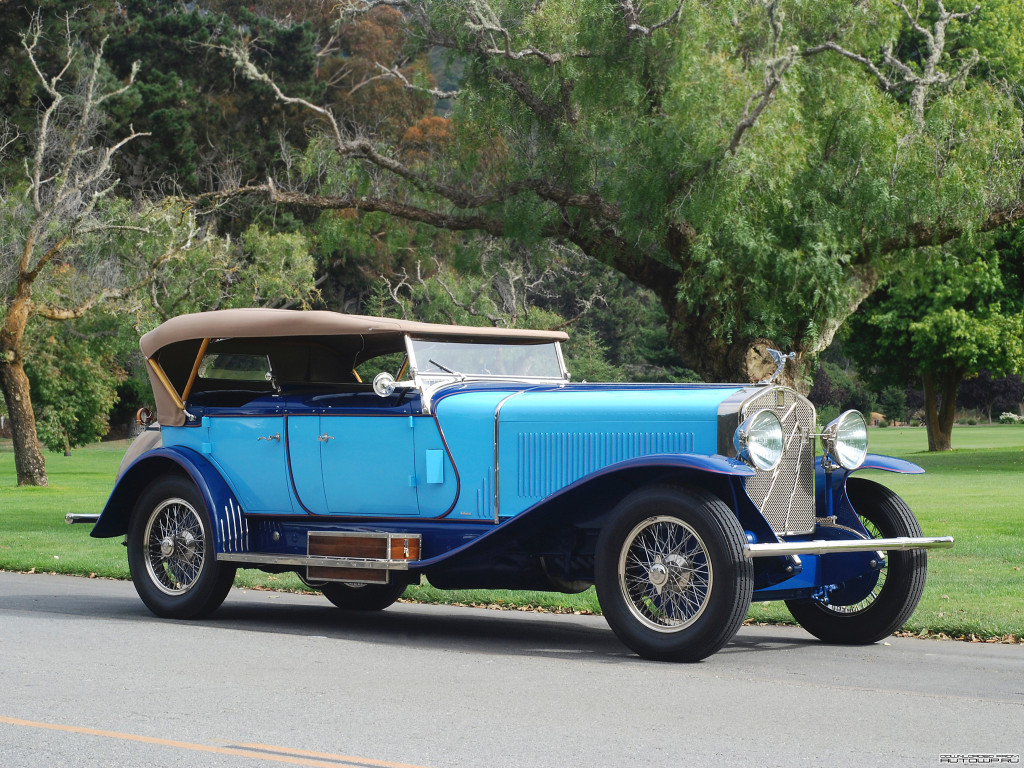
xmin=65 ymin=513 xmax=101 ymax=525
xmin=744 ymin=536 xmax=954 ymax=558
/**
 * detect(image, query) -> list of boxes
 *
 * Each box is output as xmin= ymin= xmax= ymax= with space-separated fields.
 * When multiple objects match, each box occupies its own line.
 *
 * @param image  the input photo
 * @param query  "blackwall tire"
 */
xmin=321 ymin=580 xmax=408 ymax=611
xmin=595 ymin=485 xmax=753 ymax=662
xmin=785 ymin=478 xmax=927 ymax=644
xmin=127 ymin=475 xmax=236 ymax=619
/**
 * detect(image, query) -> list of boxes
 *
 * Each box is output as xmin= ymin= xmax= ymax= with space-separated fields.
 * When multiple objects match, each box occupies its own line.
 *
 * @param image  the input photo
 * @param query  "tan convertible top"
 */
xmin=142 ymin=309 xmax=568 ymax=426
xmin=140 ymin=308 xmax=567 ymax=357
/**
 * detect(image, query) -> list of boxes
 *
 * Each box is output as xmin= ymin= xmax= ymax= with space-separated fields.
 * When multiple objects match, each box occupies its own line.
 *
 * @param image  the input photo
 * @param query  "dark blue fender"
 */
xmin=91 ymin=446 xmax=247 ymax=554
xmin=416 ymin=453 xmax=754 ymax=588
xmin=764 ymin=452 xmax=924 ymax=601
xmin=815 ymin=453 xmax=923 ymax=518
xmin=855 ymin=454 xmax=925 ymax=475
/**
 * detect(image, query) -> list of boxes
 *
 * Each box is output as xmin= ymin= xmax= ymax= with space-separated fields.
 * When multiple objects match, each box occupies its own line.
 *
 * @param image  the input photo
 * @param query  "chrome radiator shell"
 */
xmin=719 ymin=386 xmax=817 ymax=536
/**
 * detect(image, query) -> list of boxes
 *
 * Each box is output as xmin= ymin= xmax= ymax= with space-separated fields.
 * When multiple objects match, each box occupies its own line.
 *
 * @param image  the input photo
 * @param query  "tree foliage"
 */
xmin=0 ymin=16 xmax=317 ymax=485
xmin=847 ymin=237 xmax=1024 ymax=450
xmin=211 ymin=0 xmax=1024 ymax=386
xmin=26 ymin=322 xmax=125 ymax=454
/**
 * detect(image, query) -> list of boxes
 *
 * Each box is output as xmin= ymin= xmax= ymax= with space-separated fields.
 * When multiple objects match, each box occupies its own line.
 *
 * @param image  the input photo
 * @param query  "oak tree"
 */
xmin=212 ymin=0 xmax=1024 ymax=386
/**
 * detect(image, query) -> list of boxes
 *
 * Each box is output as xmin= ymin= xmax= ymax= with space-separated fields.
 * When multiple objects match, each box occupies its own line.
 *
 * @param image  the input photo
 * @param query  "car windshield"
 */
xmin=409 ymin=338 xmax=564 ymax=380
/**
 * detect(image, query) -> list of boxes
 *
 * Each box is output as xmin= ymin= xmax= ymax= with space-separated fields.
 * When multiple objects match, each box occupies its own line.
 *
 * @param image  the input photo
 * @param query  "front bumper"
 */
xmin=744 ymin=536 xmax=954 ymax=558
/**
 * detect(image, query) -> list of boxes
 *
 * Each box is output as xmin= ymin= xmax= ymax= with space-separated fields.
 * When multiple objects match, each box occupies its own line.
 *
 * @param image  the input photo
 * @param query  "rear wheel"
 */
xmin=321 ymin=579 xmax=408 ymax=611
xmin=127 ymin=476 xmax=236 ymax=619
xmin=595 ymin=485 xmax=753 ymax=662
xmin=786 ymin=478 xmax=927 ymax=644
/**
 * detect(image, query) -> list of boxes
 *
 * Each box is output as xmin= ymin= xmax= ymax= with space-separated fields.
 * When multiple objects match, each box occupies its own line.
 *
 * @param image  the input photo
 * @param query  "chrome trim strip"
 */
xmin=554 ymin=341 xmax=569 ymax=381
xmin=743 ymin=536 xmax=954 ymax=558
xmin=217 ymin=552 xmax=413 ymax=570
xmin=493 ymin=390 xmax=527 ymax=524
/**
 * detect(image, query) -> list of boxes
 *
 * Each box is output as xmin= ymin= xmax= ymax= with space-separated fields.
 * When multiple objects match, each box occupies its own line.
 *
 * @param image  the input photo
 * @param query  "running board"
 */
xmin=744 ymin=536 xmax=954 ymax=558
xmin=217 ymin=552 xmax=413 ymax=570
xmin=219 ymin=531 xmax=422 ymax=585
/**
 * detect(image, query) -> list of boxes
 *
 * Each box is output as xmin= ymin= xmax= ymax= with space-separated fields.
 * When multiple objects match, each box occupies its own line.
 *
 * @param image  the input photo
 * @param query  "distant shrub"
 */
xmin=998 ymin=412 xmax=1023 ymax=424
xmin=878 ymin=419 xmax=889 ymax=428
xmin=816 ymin=404 xmax=841 ymax=430
xmin=967 ymin=418 xmax=977 ymax=426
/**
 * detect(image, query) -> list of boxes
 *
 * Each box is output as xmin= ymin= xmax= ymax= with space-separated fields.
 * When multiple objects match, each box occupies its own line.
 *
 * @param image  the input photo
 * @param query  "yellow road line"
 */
xmin=0 ymin=716 xmax=430 ymax=768
xmin=231 ymin=743 xmax=431 ymax=768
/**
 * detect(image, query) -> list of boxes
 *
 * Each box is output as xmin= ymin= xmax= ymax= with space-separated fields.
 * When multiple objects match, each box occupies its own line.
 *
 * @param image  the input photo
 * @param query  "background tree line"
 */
xmin=1 ymin=0 xmax=1023 ymax=485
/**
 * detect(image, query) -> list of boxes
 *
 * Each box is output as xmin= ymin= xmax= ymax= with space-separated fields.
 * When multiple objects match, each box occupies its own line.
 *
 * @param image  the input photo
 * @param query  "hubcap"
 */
xmin=618 ymin=515 xmax=713 ymax=633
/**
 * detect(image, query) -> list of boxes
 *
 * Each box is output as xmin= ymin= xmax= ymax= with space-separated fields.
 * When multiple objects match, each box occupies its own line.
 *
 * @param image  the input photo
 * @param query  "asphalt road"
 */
xmin=0 ymin=571 xmax=1021 ymax=768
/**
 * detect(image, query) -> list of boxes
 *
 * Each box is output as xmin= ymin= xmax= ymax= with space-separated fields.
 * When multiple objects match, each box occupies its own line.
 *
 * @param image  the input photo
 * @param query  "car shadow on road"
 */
xmin=214 ymin=597 xmax=635 ymax=662
xmin=209 ymin=593 xmax=821 ymax=663
xmin=0 ymin=576 xmax=820 ymax=664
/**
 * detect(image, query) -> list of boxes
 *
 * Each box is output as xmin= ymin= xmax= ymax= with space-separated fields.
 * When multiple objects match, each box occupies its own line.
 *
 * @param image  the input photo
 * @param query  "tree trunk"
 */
xmin=922 ymin=369 xmax=962 ymax=452
xmin=663 ymin=302 xmax=803 ymax=388
xmin=0 ymin=283 xmax=48 ymax=486
xmin=0 ymin=358 xmax=48 ymax=486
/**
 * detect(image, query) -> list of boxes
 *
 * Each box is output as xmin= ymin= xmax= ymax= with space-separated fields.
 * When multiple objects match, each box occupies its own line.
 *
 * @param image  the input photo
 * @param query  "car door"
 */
xmin=207 ymin=414 xmax=295 ymax=514
xmin=286 ymin=400 xmax=420 ymax=516
xmin=317 ymin=412 xmax=419 ymax=516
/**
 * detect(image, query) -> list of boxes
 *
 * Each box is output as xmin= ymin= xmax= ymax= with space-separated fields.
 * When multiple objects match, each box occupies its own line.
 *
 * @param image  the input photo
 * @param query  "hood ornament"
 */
xmin=762 ymin=349 xmax=796 ymax=385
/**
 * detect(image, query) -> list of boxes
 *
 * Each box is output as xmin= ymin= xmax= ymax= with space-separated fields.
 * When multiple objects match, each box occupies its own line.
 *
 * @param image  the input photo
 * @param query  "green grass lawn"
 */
xmin=2 ymin=426 xmax=1022 ymax=639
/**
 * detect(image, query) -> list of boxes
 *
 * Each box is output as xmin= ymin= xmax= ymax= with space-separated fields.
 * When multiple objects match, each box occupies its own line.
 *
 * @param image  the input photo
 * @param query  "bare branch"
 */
xmin=435 ymin=269 xmax=504 ymax=326
xmin=802 ymin=42 xmax=898 ymax=91
xmin=222 ymin=43 xmax=348 ymax=152
xmin=617 ymin=0 xmax=686 ymax=37
xmin=464 ymin=0 xmax=564 ymax=64
xmin=375 ymin=63 xmax=460 ymax=99
xmin=728 ymin=2 xmax=797 ymax=154
xmin=0 ymin=123 xmax=19 ymax=157
xmin=803 ymin=0 xmax=980 ymax=128
xmin=34 ymin=213 xmax=199 ymax=322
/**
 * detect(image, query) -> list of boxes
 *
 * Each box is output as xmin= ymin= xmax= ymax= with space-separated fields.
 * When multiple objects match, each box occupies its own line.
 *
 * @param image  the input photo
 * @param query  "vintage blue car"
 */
xmin=77 ymin=308 xmax=953 ymax=661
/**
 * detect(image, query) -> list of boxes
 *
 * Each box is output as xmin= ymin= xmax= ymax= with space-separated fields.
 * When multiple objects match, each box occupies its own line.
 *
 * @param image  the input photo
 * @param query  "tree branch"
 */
xmin=375 ymin=63 xmax=460 ymax=99
xmin=617 ymin=0 xmax=686 ymax=37
xmin=873 ymin=200 xmax=1024 ymax=259
xmin=803 ymin=1 xmax=980 ymax=128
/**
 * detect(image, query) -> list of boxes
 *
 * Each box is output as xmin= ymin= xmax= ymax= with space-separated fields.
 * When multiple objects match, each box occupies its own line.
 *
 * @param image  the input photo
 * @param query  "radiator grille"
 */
xmin=741 ymin=388 xmax=816 ymax=535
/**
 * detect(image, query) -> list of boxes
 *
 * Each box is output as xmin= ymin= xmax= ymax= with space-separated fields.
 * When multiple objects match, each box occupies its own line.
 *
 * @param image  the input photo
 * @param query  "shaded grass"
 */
xmin=2 ymin=427 xmax=1023 ymax=638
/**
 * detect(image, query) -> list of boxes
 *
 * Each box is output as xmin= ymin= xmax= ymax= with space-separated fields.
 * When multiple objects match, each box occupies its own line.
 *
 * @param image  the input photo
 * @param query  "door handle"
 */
xmin=257 ymin=433 xmax=281 ymax=442
xmin=318 ymin=433 xmax=334 ymax=442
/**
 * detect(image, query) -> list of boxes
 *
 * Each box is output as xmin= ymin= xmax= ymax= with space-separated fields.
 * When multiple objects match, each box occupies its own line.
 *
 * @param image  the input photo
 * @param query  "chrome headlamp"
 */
xmin=821 ymin=410 xmax=868 ymax=469
xmin=734 ymin=409 xmax=784 ymax=471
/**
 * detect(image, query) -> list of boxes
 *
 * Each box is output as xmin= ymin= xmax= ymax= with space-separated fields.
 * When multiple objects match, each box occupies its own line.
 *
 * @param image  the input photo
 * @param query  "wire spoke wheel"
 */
xmin=320 ymin=579 xmax=408 ymax=611
xmin=619 ymin=516 xmax=713 ymax=632
xmin=128 ymin=476 xmax=236 ymax=619
xmin=596 ymin=485 xmax=752 ymax=662
xmin=786 ymin=478 xmax=927 ymax=645
xmin=144 ymin=498 xmax=206 ymax=595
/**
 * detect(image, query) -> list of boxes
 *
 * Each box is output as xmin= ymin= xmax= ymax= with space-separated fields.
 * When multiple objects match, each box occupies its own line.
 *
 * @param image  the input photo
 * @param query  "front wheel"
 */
xmin=321 ymin=579 xmax=408 ymax=611
xmin=786 ymin=478 xmax=927 ymax=644
xmin=595 ymin=485 xmax=753 ymax=662
xmin=127 ymin=475 xmax=236 ymax=619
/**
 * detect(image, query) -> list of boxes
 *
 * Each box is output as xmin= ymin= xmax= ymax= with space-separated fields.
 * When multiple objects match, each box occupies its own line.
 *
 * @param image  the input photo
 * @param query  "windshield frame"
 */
xmin=403 ymin=334 xmax=569 ymax=410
